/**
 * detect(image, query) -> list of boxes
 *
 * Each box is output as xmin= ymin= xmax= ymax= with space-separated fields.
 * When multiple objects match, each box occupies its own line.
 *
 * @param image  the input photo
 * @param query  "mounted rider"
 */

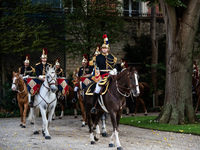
xmin=55 ymin=58 xmax=64 ymax=77
xmin=29 ymin=48 xmax=52 ymax=108
xmin=72 ymin=54 xmax=93 ymax=103
xmin=19 ymin=54 xmax=35 ymax=82
xmin=90 ymin=34 xmax=117 ymax=114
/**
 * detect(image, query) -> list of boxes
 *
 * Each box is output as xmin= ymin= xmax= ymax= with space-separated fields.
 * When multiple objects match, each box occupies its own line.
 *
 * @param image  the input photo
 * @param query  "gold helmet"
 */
xmin=41 ymin=48 xmax=47 ymax=59
xmin=102 ymin=34 xmax=109 ymax=49
xmin=55 ymin=58 xmax=60 ymax=66
xmin=24 ymin=54 xmax=30 ymax=63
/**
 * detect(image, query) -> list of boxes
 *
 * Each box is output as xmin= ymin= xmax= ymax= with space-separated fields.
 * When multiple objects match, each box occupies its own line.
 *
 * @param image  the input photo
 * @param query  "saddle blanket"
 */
xmin=85 ymin=81 xmax=110 ymax=96
xmin=81 ymin=76 xmax=93 ymax=90
xmin=57 ymin=77 xmax=69 ymax=96
xmin=27 ymin=77 xmax=42 ymax=96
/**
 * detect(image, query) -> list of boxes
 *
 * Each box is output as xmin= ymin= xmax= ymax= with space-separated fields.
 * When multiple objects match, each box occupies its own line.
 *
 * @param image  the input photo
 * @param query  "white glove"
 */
xmin=22 ymin=75 xmax=29 ymax=79
xmin=109 ymin=68 xmax=117 ymax=75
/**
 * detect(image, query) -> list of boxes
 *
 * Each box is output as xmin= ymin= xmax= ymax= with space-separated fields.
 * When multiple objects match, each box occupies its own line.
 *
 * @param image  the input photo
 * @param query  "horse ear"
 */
xmin=46 ymin=65 xmax=50 ymax=71
xmin=128 ymin=66 xmax=132 ymax=72
xmin=13 ymin=71 xmax=15 ymax=75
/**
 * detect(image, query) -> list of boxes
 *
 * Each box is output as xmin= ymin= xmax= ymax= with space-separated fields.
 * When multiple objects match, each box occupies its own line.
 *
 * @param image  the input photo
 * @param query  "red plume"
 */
xmin=103 ymin=34 xmax=107 ymax=38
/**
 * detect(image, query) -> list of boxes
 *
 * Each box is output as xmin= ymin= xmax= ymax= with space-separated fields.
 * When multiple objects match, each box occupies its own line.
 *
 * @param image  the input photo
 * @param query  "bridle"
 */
xmin=12 ymin=76 xmax=26 ymax=93
xmin=114 ymin=69 xmax=139 ymax=97
xmin=38 ymin=73 xmax=57 ymax=107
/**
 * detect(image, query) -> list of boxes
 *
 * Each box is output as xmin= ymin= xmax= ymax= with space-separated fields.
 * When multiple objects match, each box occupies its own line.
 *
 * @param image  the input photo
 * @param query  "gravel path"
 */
xmin=0 ymin=113 xmax=200 ymax=150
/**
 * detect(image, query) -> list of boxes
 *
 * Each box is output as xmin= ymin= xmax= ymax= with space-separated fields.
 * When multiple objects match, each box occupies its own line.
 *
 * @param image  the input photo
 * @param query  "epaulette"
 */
xmin=31 ymin=66 xmax=35 ymax=73
xmin=19 ymin=67 xmax=22 ymax=74
xmin=35 ymin=62 xmax=40 ymax=66
xmin=47 ymin=63 xmax=52 ymax=67
xmin=110 ymin=54 xmax=117 ymax=64
xmin=77 ymin=68 xmax=80 ymax=72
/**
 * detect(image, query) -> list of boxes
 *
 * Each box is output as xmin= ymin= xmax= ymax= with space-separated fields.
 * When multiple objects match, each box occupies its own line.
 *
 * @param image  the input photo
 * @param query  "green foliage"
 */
xmin=64 ymin=0 xmax=125 ymax=57
xmin=164 ymin=0 xmax=187 ymax=7
xmin=0 ymin=0 xmax=66 ymax=54
xmin=120 ymin=115 xmax=200 ymax=135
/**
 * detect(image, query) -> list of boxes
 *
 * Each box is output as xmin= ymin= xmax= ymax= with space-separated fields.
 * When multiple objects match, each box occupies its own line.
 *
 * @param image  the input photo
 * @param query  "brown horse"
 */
xmin=131 ymin=82 xmax=150 ymax=116
xmin=192 ymin=76 xmax=200 ymax=113
xmin=11 ymin=72 xmax=29 ymax=128
xmin=56 ymin=85 xmax=79 ymax=119
xmin=84 ymin=67 xmax=140 ymax=150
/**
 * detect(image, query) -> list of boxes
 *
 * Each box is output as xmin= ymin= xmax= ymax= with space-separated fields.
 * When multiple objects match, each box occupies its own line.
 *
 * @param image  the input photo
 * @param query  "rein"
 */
xmin=12 ymin=76 xmax=27 ymax=99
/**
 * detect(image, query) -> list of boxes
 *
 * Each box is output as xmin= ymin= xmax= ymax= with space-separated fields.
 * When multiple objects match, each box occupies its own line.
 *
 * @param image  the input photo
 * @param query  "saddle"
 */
xmin=85 ymin=76 xmax=111 ymax=96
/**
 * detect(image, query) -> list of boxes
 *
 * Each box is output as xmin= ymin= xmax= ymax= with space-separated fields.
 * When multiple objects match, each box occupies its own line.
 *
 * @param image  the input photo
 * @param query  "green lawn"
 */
xmin=119 ymin=116 xmax=200 ymax=135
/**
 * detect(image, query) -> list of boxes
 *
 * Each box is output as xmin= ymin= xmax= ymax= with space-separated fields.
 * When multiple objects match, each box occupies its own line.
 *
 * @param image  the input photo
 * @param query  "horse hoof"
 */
xmin=45 ymin=136 xmax=51 ymax=139
xmin=31 ymin=122 xmax=34 ymax=125
xmin=34 ymin=131 xmax=39 ymax=134
xmin=117 ymin=146 xmax=123 ymax=150
xmin=74 ymin=116 xmax=77 ymax=118
xmin=102 ymin=132 xmax=108 ymax=137
xmin=59 ymin=117 xmax=62 ymax=119
xmin=145 ymin=114 xmax=148 ymax=116
xmin=109 ymin=143 xmax=115 ymax=147
xmin=20 ymin=124 xmax=22 ymax=126
xmin=94 ymin=136 xmax=99 ymax=141
xmin=21 ymin=125 xmax=26 ymax=128
xmin=52 ymin=118 xmax=55 ymax=120
xmin=91 ymin=141 xmax=95 ymax=144
xmin=42 ymin=130 xmax=45 ymax=136
xmin=132 ymin=114 xmax=135 ymax=116
xmin=81 ymin=125 xmax=85 ymax=127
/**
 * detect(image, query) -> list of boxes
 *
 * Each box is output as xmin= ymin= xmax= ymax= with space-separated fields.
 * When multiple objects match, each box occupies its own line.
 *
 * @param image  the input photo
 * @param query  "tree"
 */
xmin=64 ymin=0 xmax=125 ymax=56
xmin=0 ymin=0 xmax=66 ymax=54
xmin=150 ymin=4 xmax=159 ymax=106
xmin=156 ymin=0 xmax=200 ymax=124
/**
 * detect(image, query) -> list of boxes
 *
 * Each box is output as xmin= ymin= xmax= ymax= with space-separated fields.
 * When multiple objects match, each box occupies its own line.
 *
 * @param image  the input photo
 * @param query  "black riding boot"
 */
xmin=29 ymin=96 xmax=35 ymax=108
xmin=72 ymin=92 xmax=77 ymax=103
xmin=91 ymin=93 xmax=99 ymax=114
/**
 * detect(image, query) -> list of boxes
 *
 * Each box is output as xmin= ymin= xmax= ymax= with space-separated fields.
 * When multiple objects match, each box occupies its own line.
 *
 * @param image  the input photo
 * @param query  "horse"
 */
xmin=192 ymin=76 xmax=200 ymax=113
xmin=29 ymin=65 xmax=58 ymax=139
xmin=56 ymin=85 xmax=79 ymax=119
xmin=84 ymin=66 xmax=140 ymax=149
xmin=11 ymin=72 xmax=29 ymax=128
xmin=131 ymin=82 xmax=150 ymax=116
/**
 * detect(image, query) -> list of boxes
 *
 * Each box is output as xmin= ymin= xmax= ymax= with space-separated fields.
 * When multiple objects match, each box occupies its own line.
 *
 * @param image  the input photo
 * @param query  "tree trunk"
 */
xmin=157 ymin=0 xmax=200 ymax=124
xmin=150 ymin=5 xmax=159 ymax=107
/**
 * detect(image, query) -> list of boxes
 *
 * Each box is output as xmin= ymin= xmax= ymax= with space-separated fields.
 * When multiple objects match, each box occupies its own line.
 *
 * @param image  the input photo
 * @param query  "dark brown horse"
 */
xmin=11 ymin=72 xmax=29 ymax=128
xmin=56 ymin=85 xmax=79 ymax=119
xmin=192 ymin=76 xmax=200 ymax=113
xmin=131 ymin=82 xmax=150 ymax=116
xmin=84 ymin=67 xmax=140 ymax=150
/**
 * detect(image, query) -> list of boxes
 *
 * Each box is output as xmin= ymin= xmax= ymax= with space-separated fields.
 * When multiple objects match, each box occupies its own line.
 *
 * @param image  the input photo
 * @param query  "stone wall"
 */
xmin=65 ymin=17 xmax=166 ymax=77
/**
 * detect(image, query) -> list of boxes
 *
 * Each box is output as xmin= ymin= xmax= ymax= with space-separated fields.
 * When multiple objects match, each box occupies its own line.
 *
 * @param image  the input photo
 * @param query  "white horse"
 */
xmin=29 ymin=65 xmax=58 ymax=139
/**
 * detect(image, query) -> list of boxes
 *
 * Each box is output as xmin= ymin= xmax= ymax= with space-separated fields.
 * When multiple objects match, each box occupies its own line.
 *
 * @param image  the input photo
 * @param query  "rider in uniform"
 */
xmin=91 ymin=34 xmax=117 ymax=114
xmin=55 ymin=58 xmax=64 ymax=77
xmin=29 ymin=48 xmax=52 ymax=108
xmin=19 ymin=54 xmax=35 ymax=82
xmin=72 ymin=54 xmax=93 ymax=103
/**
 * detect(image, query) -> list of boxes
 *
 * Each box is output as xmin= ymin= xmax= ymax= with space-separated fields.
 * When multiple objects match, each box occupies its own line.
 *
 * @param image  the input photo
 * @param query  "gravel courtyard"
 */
xmin=0 ymin=113 xmax=200 ymax=150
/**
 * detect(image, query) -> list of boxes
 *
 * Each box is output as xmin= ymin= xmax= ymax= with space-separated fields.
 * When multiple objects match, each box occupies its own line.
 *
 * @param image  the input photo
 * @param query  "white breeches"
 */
xmin=94 ymin=79 xmax=102 ymax=94
xmin=74 ymin=86 xmax=78 ymax=92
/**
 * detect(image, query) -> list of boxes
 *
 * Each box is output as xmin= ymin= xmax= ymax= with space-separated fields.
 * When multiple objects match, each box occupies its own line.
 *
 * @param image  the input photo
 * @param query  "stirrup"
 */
xmin=91 ymin=107 xmax=97 ymax=114
xmin=71 ymin=98 xmax=77 ymax=103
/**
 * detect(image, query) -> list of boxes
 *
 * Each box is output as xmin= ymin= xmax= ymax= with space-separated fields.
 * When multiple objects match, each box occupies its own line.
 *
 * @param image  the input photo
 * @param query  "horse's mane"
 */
xmin=115 ymin=66 xmax=136 ymax=81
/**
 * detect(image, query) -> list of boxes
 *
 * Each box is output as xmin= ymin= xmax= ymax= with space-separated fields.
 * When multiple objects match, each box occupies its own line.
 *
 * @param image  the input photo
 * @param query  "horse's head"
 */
xmin=127 ymin=66 xmax=140 ymax=97
xmin=45 ymin=65 xmax=58 ymax=93
xmin=11 ymin=71 xmax=22 ymax=91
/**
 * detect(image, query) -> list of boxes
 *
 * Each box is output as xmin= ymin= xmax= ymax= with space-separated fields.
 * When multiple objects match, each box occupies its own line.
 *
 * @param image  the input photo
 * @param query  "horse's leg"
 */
xmin=140 ymin=98 xmax=147 ymax=116
xmin=22 ymin=102 xmax=29 ymax=128
xmin=46 ymin=104 xmax=56 ymax=139
xmin=79 ymin=96 xmax=86 ymax=126
xmin=132 ymin=98 xmax=140 ymax=116
xmin=32 ymin=107 xmax=39 ymax=134
xmin=195 ymin=95 xmax=200 ymax=113
xmin=59 ymin=100 xmax=65 ymax=119
xmin=87 ymin=112 xmax=95 ymax=144
xmin=40 ymin=106 xmax=50 ymax=139
xmin=101 ymin=113 xmax=108 ymax=137
xmin=18 ymin=101 xmax=23 ymax=127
